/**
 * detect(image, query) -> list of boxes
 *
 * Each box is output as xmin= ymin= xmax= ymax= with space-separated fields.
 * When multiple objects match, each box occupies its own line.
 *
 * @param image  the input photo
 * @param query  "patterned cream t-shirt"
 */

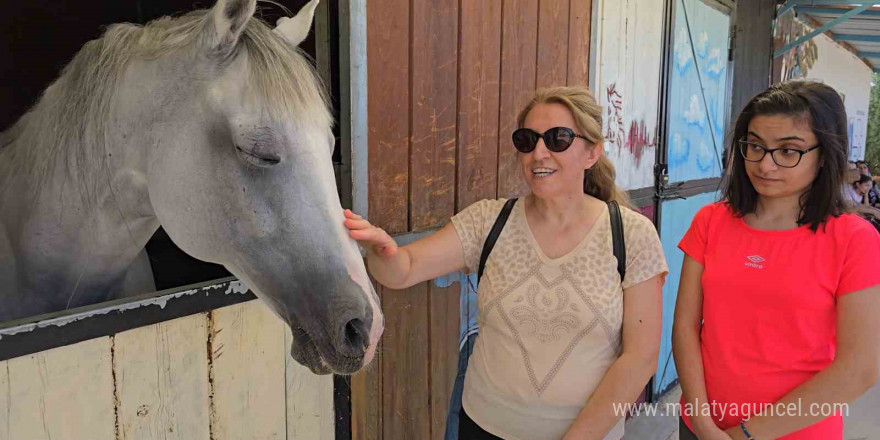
xmin=451 ymin=198 xmax=668 ymax=440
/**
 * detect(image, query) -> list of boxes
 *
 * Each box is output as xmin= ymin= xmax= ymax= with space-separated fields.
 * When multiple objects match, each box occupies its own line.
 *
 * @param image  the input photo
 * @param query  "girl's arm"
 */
xmin=725 ymin=285 xmax=880 ymax=440
xmin=563 ymin=275 xmax=664 ymax=440
xmin=673 ymin=256 xmax=732 ymax=439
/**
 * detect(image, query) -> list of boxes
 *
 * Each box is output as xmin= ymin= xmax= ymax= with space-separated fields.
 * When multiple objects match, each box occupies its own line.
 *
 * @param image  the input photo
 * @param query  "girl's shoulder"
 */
xmin=825 ymin=211 xmax=880 ymax=239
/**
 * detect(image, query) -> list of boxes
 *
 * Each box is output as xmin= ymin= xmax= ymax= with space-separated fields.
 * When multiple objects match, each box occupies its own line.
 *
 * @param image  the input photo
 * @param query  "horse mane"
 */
xmin=0 ymin=9 xmax=330 ymax=206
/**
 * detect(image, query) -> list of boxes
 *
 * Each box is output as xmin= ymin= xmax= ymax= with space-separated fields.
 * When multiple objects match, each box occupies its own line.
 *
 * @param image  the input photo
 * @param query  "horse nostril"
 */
xmin=340 ymin=318 xmax=369 ymax=357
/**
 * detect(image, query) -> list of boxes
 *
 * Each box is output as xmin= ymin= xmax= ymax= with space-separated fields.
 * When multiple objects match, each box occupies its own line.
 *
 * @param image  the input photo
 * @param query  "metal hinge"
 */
xmin=728 ymin=25 xmax=737 ymax=61
xmin=654 ymin=163 xmax=686 ymax=201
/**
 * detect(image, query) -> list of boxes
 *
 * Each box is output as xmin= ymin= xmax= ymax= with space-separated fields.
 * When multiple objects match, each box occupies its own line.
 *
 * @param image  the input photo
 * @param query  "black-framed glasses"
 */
xmin=737 ymin=140 xmax=820 ymax=168
xmin=512 ymin=127 xmax=589 ymax=153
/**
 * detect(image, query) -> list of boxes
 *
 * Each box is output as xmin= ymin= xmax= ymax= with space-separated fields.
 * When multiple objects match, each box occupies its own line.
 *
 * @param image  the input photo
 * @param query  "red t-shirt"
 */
xmin=679 ymin=202 xmax=880 ymax=439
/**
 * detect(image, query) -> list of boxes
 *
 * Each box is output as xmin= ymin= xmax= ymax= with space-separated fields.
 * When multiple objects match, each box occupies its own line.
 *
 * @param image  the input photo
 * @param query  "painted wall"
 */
xmin=654 ymin=191 xmax=719 ymax=395
xmin=666 ymin=0 xmax=730 ymax=183
xmin=594 ymin=0 xmax=665 ymax=190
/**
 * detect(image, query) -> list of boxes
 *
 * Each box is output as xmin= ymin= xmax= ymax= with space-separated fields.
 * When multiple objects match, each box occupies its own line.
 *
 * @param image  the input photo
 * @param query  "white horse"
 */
xmin=0 ymin=0 xmax=383 ymax=375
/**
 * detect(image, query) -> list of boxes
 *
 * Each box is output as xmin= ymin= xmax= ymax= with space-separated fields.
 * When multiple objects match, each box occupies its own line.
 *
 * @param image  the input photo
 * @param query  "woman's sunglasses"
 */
xmin=511 ymin=127 xmax=589 ymax=153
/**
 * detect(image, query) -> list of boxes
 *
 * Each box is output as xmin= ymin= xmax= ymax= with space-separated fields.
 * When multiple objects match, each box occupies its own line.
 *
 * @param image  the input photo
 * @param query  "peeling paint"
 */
xmin=0 ymin=280 xmax=250 ymax=340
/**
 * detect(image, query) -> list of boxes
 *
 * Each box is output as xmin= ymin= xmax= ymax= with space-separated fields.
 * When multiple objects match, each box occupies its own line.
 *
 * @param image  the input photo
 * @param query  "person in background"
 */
xmin=851 ymin=174 xmax=873 ymax=206
xmin=842 ymin=168 xmax=863 ymax=205
xmin=856 ymin=161 xmax=880 ymax=207
xmin=345 ymin=86 xmax=668 ymax=440
xmin=673 ymin=80 xmax=880 ymax=440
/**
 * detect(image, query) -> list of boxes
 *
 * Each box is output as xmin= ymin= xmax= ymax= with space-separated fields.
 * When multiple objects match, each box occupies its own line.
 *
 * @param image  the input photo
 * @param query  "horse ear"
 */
xmin=274 ymin=0 xmax=319 ymax=47
xmin=205 ymin=0 xmax=257 ymax=53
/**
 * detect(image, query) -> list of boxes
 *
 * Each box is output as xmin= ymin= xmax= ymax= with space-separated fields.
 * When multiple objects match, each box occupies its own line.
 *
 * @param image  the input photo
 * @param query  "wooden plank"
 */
xmin=410 ymin=0 xmax=459 ymax=231
xmin=285 ymin=326 xmax=335 ymax=440
xmin=498 ymin=0 xmax=539 ymax=198
xmin=367 ymin=0 xmax=410 ymax=233
xmin=536 ymin=0 xmax=571 ymax=89
xmin=382 ymin=282 xmax=430 ymax=440
xmin=567 ymin=0 xmax=592 ymax=86
xmin=429 ymin=282 xmax=461 ymax=440
xmin=351 ymin=280 xmax=383 ymax=440
xmin=114 ymin=313 xmax=210 ymax=440
xmin=0 ymin=360 xmax=9 ymax=440
xmin=210 ymin=301 xmax=286 ymax=440
xmin=457 ymin=0 xmax=503 ymax=210
xmin=5 ymin=337 xmax=115 ymax=439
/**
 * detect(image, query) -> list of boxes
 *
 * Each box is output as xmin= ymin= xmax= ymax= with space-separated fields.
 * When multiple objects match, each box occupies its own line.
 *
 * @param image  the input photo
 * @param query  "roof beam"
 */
xmin=795 ymin=6 xmax=880 ymax=17
xmin=779 ymin=1 xmax=880 ymax=17
xmin=797 ymin=14 xmax=876 ymax=71
xmin=774 ymin=4 xmax=872 ymax=57
xmin=837 ymin=34 xmax=880 ymax=42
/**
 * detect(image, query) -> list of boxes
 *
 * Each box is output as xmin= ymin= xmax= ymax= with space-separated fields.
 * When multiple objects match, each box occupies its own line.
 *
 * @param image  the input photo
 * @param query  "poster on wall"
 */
xmin=850 ymin=112 xmax=867 ymax=161
xmin=595 ymin=0 xmax=665 ymax=190
xmin=665 ymin=0 xmax=731 ymax=183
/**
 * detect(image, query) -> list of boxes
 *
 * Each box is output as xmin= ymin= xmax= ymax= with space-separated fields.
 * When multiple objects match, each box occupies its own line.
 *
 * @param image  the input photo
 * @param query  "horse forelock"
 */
xmin=1 ymin=8 xmax=330 ymax=207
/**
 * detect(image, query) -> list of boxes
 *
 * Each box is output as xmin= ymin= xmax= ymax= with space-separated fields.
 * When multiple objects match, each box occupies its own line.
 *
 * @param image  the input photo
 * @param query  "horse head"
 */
xmin=123 ymin=0 xmax=382 ymax=374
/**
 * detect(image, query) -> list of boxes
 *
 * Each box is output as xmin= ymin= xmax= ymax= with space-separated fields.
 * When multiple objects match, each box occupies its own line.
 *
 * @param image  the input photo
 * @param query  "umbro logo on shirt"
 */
xmin=745 ymin=255 xmax=765 ymax=269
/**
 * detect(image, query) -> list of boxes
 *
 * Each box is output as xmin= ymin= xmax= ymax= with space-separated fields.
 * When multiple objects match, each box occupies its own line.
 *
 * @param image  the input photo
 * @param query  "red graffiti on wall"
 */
xmin=605 ymin=83 xmax=656 ymax=167
xmin=626 ymin=119 xmax=656 ymax=166
xmin=605 ymin=83 xmax=626 ymax=150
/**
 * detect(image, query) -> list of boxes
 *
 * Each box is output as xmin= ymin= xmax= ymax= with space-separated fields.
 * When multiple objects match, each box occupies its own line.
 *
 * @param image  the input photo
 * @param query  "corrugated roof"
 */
xmin=785 ymin=3 xmax=880 ymax=73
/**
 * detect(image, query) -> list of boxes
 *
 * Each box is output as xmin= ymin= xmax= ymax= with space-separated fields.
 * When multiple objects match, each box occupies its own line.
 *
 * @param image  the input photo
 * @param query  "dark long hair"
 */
xmin=724 ymin=80 xmax=848 ymax=232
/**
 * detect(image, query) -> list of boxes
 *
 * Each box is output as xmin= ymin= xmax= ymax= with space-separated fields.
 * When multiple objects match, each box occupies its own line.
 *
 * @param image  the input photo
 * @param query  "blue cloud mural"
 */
xmin=666 ymin=0 xmax=730 ymax=182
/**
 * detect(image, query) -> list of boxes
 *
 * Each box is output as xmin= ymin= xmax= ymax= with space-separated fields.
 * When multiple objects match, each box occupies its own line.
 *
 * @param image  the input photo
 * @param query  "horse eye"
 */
xmin=236 ymin=145 xmax=281 ymax=167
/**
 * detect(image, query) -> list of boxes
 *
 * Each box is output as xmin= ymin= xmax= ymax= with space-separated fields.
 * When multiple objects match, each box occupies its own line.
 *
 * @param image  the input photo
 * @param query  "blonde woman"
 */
xmin=345 ymin=87 xmax=668 ymax=440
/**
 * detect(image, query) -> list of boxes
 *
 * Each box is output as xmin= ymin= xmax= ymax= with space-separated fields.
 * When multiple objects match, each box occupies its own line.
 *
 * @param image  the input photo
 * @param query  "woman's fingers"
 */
xmin=343 ymin=209 xmax=363 ymax=220
xmin=343 ymin=218 xmax=373 ymax=230
xmin=348 ymin=227 xmax=382 ymax=242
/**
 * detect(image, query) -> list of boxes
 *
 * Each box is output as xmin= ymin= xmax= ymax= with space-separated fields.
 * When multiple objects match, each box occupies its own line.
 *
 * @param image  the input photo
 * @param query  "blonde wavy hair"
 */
xmin=516 ymin=86 xmax=631 ymax=208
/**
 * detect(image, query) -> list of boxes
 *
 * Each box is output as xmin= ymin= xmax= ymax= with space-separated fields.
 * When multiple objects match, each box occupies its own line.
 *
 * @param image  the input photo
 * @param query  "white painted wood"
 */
xmin=211 ymin=301 xmax=287 ymax=440
xmin=114 ymin=313 xmax=210 ymax=440
xmin=595 ymin=0 xmax=665 ymax=190
xmin=0 ymin=360 xmax=9 ymax=440
xmin=285 ymin=326 xmax=335 ymax=440
xmin=5 ymin=337 xmax=116 ymax=440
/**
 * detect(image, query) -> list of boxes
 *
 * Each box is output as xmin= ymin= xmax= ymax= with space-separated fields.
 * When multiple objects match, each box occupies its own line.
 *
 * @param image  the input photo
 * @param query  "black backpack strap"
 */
xmin=477 ymin=198 xmax=518 ymax=283
xmin=607 ymin=201 xmax=626 ymax=282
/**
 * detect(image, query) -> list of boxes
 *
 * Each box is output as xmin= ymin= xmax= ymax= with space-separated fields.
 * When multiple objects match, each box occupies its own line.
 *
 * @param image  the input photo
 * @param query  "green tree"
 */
xmin=866 ymin=73 xmax=880 ymax=170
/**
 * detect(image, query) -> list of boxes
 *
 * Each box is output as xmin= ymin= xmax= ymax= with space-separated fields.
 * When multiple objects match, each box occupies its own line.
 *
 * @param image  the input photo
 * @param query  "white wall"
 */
xmin=802 ymin=33 xmax=872 ymax=161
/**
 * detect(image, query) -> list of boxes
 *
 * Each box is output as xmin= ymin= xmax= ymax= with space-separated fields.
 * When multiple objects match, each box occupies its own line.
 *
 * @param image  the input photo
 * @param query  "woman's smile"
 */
xmin=531 ymin=167 xmax=558 ymax=178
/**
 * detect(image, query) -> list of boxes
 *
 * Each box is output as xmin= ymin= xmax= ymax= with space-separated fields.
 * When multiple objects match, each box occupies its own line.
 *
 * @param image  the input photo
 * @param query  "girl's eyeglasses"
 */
xmin=737 ymin=140 xmax=820 ymax=168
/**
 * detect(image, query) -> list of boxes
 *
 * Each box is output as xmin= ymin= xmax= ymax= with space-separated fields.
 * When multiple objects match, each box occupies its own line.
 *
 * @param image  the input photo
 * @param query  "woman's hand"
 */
xmin=342 ymin=209 xmax=466 ymax=290
xmin=343 ymin=209 xmax=398 ymax=259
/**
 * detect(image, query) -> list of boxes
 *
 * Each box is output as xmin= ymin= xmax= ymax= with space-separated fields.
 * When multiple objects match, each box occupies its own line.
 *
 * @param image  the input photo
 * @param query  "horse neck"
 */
xmin=0 ymin=116 xmax=160 ymax=304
